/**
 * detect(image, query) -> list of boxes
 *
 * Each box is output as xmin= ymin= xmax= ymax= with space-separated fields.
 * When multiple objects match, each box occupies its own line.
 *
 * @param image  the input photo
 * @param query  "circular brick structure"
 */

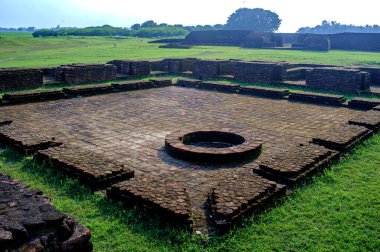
xmin=165 ymin=129 xmax=262 ymax=164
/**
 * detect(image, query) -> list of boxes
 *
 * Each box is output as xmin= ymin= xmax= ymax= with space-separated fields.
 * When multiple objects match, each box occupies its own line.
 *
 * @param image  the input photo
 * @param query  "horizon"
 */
xmin=1 ymin=0 xmax=380 ymax=32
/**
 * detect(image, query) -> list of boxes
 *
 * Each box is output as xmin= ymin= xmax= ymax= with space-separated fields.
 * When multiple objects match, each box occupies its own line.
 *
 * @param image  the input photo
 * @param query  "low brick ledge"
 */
xmin=288 ymin=91 xmax=346 ymax=106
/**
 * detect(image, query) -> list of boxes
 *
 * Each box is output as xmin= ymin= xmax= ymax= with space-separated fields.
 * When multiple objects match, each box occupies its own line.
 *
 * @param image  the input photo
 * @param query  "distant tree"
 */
xmin=213 ymin=24 xmax=224 ymax=30
xmin=297 ymin=20 xmax=380 ymax=34
xmin=130 ymin=23 xmax=141 ymax=30
xmin=141 ymin=20 xmax=158 ymax=28
xmin=159 ymin=23 xmax=168 ymax=27
xmin=224 ymin=8 xmax=281 ymax=32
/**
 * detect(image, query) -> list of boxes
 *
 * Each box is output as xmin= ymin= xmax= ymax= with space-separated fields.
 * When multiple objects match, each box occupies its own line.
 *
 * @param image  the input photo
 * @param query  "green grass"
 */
xmin=0 ymin=134 xmax=379 ymax=251
xmin=1 ymin=33 xmax=380 ymax=68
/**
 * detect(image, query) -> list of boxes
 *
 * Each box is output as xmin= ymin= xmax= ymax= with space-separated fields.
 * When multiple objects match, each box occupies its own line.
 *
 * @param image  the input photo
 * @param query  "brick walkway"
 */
xmin=0 ymin=86 xmax=366 ymax=234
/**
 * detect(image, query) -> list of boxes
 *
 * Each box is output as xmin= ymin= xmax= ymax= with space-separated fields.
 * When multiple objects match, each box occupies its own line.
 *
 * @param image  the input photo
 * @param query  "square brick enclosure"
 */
xmin=0 ymin=86 xmax=376 ymax=234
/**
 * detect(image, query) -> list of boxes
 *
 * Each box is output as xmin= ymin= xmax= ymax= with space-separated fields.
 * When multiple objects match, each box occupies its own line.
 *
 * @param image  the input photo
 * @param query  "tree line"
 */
xmin=30 ymin=8 xmax=380 ymax=38
xmin=297 ymin=20 xmax=380 ymax=34
xmin=32 ymin=8 xmax=281 ymax=38
xmin=32 ymin=24 xmax=189 ymax=38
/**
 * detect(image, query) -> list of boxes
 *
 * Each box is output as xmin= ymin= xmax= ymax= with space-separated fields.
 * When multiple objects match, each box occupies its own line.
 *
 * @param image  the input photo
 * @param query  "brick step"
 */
xmin=176 ymin=78 xmax=202 ymax=88
xmin=149 ymin=78 xmax=173 ymax=87
xmin=288 ymin=91 xmax=346 ymax=106
xmin=63 ymin=84 xmax=114 ymax=96
xmin=349 ymin=110 xmax=380 ymax=131
xmin=240 ymin=86 xmax=289 ymax=99
xmin=2 ymin=89 xmax=66 ymax=104
xmin=255 ymin=144 xmax=340 ymax=185
xmin=312 ymin=124 xmax=373 ymax=151
xmin=199 ymin=82 xmax=240 ymax=93
xmin=111 ymin=80 xmax=154 ymax=91
xmin=348 ymin=98 xmax=380 ymax=110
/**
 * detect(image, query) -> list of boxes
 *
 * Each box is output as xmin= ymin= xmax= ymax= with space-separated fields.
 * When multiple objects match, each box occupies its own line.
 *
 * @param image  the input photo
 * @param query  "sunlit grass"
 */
xmin=1 ymin=33 xmax=380 ymax=68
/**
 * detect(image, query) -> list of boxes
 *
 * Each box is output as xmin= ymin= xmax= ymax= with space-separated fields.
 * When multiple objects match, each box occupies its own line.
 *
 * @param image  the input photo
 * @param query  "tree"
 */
xmin=297 ymin=20 xmax=380 ymax=34
xmin=213 ymin=24 xmax=224 ymax=30
xmin=224 ymin=8 xmax=281 ymax=32
xmin=141 ymin=20 xmax=158 ymax=28
xmin=130 ymin=23 xmax=141 ymax=30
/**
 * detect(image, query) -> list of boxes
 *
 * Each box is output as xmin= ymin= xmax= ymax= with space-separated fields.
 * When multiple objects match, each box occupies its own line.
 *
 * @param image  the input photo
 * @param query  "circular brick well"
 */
xmin=165 ymin=129 xmax=262 ymax=164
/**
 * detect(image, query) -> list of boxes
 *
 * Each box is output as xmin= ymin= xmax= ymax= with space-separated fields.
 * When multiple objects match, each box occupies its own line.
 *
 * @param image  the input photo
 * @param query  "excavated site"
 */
xmin=1 ymin=58 xmax=380 ymax=250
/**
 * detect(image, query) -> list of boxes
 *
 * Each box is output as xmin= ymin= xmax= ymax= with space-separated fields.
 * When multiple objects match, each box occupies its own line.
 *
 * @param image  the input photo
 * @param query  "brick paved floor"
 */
xmin=0 ymin=86 xmax=364 ymax=234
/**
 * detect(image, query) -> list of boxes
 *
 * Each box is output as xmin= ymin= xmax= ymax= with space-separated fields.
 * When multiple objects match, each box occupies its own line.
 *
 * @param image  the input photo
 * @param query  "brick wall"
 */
xmin=107 ymin=60 xmax=150 ymax=77
xmin=234 ymin=61 xmax=288 ymax=84
xmin=192 ymin=60 xmax=222 ymax=79
xmin=359 ymin=67 xmax=380 ymax=84
xmin=306 ymin=67 xmax=371 ymax=93
xmin=56 ymin=64 xmax=116 ymax=84
xmin=161 ymin=58 xmax=197 ymax=74
xmin=0 ymin=68 xmax=43 ymax=91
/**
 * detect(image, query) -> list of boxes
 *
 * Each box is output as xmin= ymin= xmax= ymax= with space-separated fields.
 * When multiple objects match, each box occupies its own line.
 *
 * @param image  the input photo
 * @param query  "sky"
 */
xmin=0 ymin=0 xmax=379 ymax=32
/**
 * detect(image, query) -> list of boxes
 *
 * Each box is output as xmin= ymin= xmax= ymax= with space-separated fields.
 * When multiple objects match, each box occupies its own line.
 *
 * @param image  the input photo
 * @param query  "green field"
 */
xmin=0 ymin=33 xmax=379 ymax=251
xmin=1 ymin=32 xmax=380 ymax=68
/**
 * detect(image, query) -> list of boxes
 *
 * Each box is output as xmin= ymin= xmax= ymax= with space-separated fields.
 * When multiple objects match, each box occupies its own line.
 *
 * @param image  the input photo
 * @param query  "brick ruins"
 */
xmin=52 ymin=63 xmax=117 ymax=84
xmin=1 ymin=58 xmax=380 ymax=94
xmin=0 ymin=77 xmax=379 ymax=237
xmin=183 ymin=30 xmax=380 ymax=52
xmin=0 ymin=174 xmax=92 ymax=251
xmin=0 ymin=68 xmax=43 ymax=91
xmin=306 ymin=68 xmax=371 ymax=93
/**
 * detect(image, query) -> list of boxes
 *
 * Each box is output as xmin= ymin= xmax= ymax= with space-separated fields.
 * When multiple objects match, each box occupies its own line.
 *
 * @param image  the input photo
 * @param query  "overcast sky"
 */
xmin=1 ymin=0 xmax=379 ymax=32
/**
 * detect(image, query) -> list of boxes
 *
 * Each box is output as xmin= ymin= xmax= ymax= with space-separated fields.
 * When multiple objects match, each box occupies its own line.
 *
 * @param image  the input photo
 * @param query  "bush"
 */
xmin=131 ymin=27 xmax=188 ymax=38
xmin=32 ymin=25 xmax=188 ymax=38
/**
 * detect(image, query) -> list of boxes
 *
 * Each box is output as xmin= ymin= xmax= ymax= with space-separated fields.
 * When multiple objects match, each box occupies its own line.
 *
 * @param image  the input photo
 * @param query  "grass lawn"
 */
xmin=0 ymin=32 xmax=379 ymax=251
xmin=1 ymin=33 xmax=380 ymax=68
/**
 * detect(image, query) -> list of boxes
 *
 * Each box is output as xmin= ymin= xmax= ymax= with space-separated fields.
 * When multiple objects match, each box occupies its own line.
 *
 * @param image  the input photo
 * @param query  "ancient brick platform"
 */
xmin=255 ymin=144 xmax=339 ymax=185
xmin=0 ymin=86 xmax=375 ymax=234
xmin=36 ymin=144 xmax=134 ymax=190
xmin=312 ymin=124 xmax=373 ymax=151
xmin=0 ymin=174 xmax=92 ymax=251
xmin=348 ymin=110 xmax=380 ymax=131
xmin=0 ymin=123 xmax=60 ymax=154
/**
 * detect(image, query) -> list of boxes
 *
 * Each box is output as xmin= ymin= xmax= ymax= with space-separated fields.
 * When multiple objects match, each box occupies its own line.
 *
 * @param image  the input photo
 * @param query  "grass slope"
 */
xmin=1 ymin=33 xmax=380 ymax=68
xmin=0 ymin=134 xmax=379 ymax=251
